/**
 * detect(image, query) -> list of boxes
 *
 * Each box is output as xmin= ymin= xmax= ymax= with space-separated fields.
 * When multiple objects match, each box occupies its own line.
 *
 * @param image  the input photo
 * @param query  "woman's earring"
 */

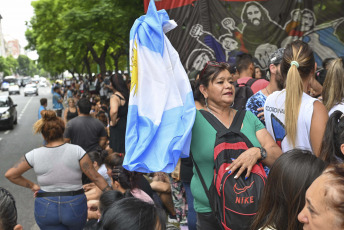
xmin=230 ymin=101 xmax=235 ymax=108
xmin=205 ymin=98 xmax=208 ymax=108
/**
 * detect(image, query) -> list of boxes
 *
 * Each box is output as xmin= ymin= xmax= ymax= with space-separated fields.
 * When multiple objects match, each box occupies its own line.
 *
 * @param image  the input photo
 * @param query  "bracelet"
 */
xmin=102 ymin=185 xmax=112 ymax=192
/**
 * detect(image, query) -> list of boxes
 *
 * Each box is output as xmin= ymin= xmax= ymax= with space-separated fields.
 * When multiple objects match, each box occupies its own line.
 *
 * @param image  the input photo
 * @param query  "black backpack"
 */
xmin=233 ymin=79 xmax=257 ymax=110
xmin=192 ymin=110 xmax=267 ymax=230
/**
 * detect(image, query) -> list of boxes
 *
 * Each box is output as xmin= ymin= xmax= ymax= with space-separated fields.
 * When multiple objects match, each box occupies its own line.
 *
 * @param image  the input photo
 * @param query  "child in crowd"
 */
xmin=38 ymin=98 xmax=47 ymax=119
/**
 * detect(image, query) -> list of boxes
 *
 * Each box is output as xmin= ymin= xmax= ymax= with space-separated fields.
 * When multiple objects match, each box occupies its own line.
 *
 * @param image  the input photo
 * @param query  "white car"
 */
xmin=24 ymin=84 xmax=39 ymax=96
xmin=8 ymin=85 xmax=20 ymax=95
xmin=39 ymin=81 xmax=47 ymax=87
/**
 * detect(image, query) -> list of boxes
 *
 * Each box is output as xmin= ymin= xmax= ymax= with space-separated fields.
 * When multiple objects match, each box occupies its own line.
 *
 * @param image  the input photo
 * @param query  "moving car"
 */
xmin=0 ymin=96 xmax=17 ymax=129
xmin=39 ymin=80 xmax=47 ymax=87
xmin=1 ymin=82 xmax=9 ymax=91
xmin=24 ymin=84 xmax=39 ymax=96
xmin=9 ymin=85 xmax=20 ymax=95
xmin=1 ymin=76 xmax=17 ymax=91
xmin=22 ymin=77 xmax=31 ymax=87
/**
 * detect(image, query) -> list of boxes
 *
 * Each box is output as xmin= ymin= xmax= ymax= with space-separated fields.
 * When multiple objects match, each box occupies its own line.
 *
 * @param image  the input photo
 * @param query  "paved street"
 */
xmin=0 ymin=85 xmax=52 ymax=229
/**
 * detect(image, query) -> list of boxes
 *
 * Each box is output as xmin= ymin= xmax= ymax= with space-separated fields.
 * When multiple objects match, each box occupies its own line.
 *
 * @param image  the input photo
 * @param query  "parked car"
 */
xmin=24 ymin=84 xmax=38 ymax=96
xmin=9 ymin=84 xmax=20 ymax=95
xmin=0 ymin=96 xmax=17 ymax=129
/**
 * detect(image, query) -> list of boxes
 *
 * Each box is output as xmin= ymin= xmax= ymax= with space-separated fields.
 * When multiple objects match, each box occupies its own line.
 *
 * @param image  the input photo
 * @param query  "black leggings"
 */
xmin=196 ymin=212 xmax=222 ymax=230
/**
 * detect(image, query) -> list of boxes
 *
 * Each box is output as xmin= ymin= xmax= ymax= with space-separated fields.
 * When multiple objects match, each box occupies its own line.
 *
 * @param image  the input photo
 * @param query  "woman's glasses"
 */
xmin=200 ymin=61 xmax=230 ymax=80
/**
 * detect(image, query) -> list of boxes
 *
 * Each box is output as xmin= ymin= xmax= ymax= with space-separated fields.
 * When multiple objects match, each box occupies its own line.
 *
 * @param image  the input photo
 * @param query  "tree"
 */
xmin=26 ymin=0 xmax=144 ymax=77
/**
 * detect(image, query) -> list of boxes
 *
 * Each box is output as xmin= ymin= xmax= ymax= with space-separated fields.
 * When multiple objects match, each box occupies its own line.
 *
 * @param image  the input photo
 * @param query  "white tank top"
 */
xmin=264 ymin=90 xmax=317 ymax=153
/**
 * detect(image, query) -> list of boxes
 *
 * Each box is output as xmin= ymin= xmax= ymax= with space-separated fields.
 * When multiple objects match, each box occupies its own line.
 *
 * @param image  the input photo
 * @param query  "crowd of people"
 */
xmin=1 ymin=40 xmax=343 ymax=230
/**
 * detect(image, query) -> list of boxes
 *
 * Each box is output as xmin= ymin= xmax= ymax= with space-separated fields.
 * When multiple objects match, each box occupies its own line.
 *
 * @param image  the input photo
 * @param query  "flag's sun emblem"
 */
xmin=130 ymin=40 xmax=138 ymax=96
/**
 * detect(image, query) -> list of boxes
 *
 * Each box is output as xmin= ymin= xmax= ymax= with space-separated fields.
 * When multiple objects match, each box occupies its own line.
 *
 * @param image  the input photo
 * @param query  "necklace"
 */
xmin=206 ymin=106 xmax=232 ymax=128
xmin=265 ymin=87 xmax=270 ymax=95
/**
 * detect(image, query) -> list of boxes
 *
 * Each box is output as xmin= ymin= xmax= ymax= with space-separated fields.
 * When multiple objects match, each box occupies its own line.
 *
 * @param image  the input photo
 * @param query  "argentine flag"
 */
xmin=124 ymin=0 xmax=196 ymax=173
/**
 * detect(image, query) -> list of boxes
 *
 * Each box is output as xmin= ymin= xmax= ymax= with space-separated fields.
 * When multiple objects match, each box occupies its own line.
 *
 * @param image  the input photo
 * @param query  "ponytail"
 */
xmin=319 ymin=110 xmax=344 ymax=163
xmin=322 ymin=58 xmax=344 ymax=111
xmin=281 ymin=41 xmax=315 ymax=148
xmin=285 ymin=64 xmax=303 ymax=147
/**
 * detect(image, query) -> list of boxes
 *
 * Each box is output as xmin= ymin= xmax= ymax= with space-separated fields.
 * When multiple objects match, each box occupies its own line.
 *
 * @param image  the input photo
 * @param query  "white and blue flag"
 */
xmin=124 ymin=0 xmax=196 ymax=173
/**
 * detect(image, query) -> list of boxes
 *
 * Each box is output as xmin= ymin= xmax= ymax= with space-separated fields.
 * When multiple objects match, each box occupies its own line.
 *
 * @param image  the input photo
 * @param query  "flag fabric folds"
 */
xmin=123 ymin=0 xmax=196 ymax=173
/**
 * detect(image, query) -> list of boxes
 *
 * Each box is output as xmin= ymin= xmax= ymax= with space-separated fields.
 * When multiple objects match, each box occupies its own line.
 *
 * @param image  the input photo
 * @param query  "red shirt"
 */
xmin=236 ymin=77 xmax=269 ymax=94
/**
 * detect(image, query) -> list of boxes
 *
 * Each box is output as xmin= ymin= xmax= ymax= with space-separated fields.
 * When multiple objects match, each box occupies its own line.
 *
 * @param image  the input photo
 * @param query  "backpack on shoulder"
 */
xmin=233 ymin=79 xmax=257 ymax=110
xmin=192 ymin=110 xmax=267 ymax=230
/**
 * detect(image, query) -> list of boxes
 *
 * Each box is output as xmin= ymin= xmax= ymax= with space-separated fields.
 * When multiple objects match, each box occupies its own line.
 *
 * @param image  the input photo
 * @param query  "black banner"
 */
xmin=144 ymin=0 xmax=344 ymax=74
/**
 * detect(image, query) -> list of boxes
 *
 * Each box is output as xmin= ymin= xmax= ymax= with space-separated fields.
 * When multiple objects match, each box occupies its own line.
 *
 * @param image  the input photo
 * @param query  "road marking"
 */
xmin=4 ymin=130 xmax=9 ymax=134
xmin=0 ymin=138 xmax=2 ymax=141
xmin=21 ymin=96 xmax=33 ymax=114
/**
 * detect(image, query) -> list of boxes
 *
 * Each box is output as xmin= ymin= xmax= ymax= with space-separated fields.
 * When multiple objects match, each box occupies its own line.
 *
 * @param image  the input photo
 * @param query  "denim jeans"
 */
xmin=34 ymin=192 xmax=87 ymax=230
xmin=183 ymin=182 xmax=197 ymax=230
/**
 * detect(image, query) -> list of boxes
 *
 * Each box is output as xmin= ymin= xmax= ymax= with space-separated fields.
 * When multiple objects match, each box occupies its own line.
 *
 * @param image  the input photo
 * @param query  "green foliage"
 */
xmin=0 ymin=55 xmax=42 ymax=77
xmin=26 ymin=0 xmax=143 ymax=77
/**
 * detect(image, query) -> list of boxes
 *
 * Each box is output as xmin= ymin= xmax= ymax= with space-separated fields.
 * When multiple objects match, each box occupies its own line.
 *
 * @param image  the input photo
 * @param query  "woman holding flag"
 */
xmin=191 ymin=61 xmax=282 ymax=229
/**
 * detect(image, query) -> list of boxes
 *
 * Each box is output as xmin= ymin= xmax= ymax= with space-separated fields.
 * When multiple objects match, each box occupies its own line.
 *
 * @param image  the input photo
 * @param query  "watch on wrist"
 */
xmin=259 ymin=147 xmax=267 ymax=161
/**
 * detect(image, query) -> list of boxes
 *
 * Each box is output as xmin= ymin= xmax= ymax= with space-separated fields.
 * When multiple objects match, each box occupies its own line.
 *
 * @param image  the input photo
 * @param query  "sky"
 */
xmin=0 ymin=0 xmax=38 ymax=60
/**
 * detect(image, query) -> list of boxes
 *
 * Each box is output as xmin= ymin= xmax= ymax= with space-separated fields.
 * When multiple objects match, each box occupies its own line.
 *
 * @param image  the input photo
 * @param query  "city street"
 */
xmin=0 ymin=85 xmax=52 ymax=229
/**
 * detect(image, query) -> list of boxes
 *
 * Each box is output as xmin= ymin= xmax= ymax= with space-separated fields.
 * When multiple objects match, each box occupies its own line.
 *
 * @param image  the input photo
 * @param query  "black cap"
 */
xmin=268 ymin=48 xmax=285 ymax=66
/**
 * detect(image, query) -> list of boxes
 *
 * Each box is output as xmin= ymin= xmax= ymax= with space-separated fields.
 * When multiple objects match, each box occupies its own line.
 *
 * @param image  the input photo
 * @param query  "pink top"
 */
xmin=237 ymin=77 xmax=269 ymax=94
xmin=130 ymin=188 xmax=154 ymax=204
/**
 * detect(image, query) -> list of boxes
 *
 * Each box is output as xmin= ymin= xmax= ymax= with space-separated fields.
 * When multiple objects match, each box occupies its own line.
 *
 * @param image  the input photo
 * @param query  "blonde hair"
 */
xmin=280 ymin=41 xmax=315 ymax=147
xmin=322 ymin=58 xmax=344 ymax=111
xmin=67 ymin=98 xmax=75 ymax=104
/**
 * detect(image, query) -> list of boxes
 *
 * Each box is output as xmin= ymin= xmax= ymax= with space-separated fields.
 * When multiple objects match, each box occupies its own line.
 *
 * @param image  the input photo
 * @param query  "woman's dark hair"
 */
xmin=99 ymin=197 xmax=166 ymax=230
xmin=280 ymin=40 xmax=315 ymax=147
xmin=193 ymin=80 xmax=205 ymax=106
xmin=104 ymin=152 xmax=124 ymax=169
xmin=319 ymin=110 xmax=344 ymax=163
xmin=87 ymin=151 xmax=103 ymax=167
xmin=110 ymin=73 xmax=129 ymax=101
xmin=96 ymin=111 xmax=108 ymax=127
xmin=99 ymin=190 xmax=124 ymax=214
xmin=198 ymin=62 xmax=231 ymax=101
xmin=33 ymin=110 xmax=65 ymax=142
xmin=0 ymin=187 xmax=18 ymax=230
xmin=251 ymin=149 xmax=327 ymax=230
xmin=78 ymin=98 xmax=92 ymax=114
xmin=105 ymin=153 xmax=139 ymax=191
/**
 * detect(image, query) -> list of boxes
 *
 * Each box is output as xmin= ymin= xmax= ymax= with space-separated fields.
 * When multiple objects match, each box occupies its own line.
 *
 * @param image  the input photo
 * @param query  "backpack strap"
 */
xmin=246 ymin=78 xmax=257 ymax=87
xmin=190 ymin=152 xmax=224 ymax=230
xmin=190 ymin=152 xmax=211 ymax=200
xmin=234 ymin=78 xmax=257 ymax=87
xmin=229 ymin=110 xmax=246 ymax=133
xmin=199 ymin=110 xmax=228 ymax=133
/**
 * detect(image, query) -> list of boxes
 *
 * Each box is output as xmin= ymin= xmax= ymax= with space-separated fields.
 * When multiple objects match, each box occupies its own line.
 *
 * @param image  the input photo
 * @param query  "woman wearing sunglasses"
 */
xmin=190 ymin=61 xmax=282 ymax=229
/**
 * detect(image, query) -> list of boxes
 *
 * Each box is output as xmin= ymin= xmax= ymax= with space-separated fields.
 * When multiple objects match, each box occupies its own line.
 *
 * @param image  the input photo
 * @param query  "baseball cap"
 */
xmin=268 ymin=48 xmax=285 ymax=66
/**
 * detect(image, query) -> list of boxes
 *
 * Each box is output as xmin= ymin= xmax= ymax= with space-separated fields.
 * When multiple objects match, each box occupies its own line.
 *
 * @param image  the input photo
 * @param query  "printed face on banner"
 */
xmin=221 ymin=37 xmax=238 ymax=51
xmin=179 ymin=0 xmax=344 ymax=71
xmin=192 ymin=52 xmax=211 ymax=71
xmin=247 ymin=5 xmax=262 ymax=26
xmin=301 ymin=12 xmax=315 ymax=32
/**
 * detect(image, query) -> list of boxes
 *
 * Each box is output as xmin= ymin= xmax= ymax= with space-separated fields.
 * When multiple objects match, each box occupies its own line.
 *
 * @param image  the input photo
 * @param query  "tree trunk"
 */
xmin=83 ymin=53 xmax=92 ymax=80
xmin=68 ymin=69 xmax=75 ymax=78
xmin=110 ymin=50 xmax=124 ymax=74
xmin=87 ymin=43 xmax=110 ymax=77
